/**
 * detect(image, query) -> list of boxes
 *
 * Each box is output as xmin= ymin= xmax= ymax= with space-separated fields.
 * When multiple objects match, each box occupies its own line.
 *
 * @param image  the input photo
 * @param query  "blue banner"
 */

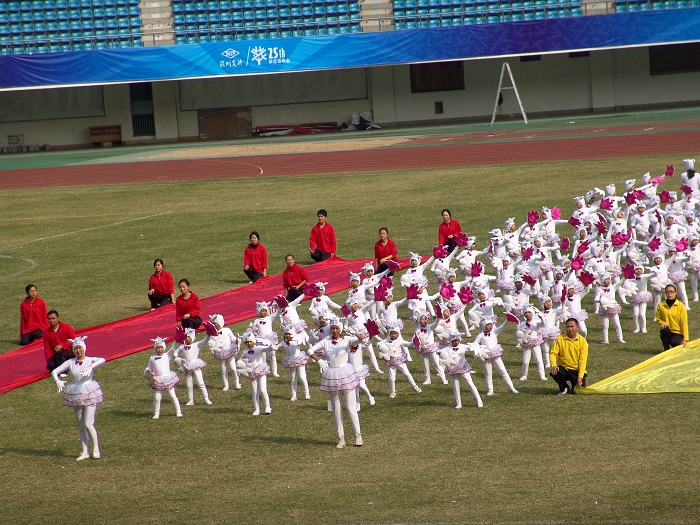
xmin=1 ymin=9 xmax=700 ymax=90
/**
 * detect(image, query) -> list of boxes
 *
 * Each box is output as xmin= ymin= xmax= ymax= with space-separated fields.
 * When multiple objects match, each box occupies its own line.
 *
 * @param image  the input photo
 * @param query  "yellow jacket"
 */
xmin=550 ymin=334 xmax=588 ymax=376
xmin=655 ymin=300 xmax=689 ymax=341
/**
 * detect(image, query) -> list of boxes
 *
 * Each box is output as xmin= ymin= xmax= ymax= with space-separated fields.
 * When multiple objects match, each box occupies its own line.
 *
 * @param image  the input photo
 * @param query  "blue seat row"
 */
xmin=0 ymin=6 xmax=139 ymax=21
xmin=170 ymin=0 xmax=355 ymax=6
xmin=174 ymin=14 xmax=356 ymax=31
xmin=0 ymin=0 xmax=138 ymax=11
xmin=395 ymin=0 xmax=580 ymax=5
xmin=0 ymin=25 xmax=141 ymax=38
xmin=0 ymin=38 xmax=143 ymax=55
xmin=615 ymin=0 xmax=698 ymax=9
xmin=171 ymin=24 xmax=359 ymax=44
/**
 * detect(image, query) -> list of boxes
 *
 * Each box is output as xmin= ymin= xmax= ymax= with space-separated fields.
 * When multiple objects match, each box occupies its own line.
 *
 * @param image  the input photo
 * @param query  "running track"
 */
xmin=1 ymin=121 xmax=699 ymax=190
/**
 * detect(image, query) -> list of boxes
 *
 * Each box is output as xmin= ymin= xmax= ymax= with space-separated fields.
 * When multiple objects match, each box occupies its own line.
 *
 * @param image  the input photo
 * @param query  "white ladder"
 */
xmin=490 ymin=62 xmax=528 ymax=126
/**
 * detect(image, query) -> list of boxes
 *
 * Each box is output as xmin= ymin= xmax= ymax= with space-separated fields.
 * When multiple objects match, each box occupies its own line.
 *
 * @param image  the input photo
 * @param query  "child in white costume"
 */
xmin=438 ymin=332 xmax=483 ymax=409
xmin=377 ymin=291 xmax=407 ymax=332
xmin=249 ymin=301 xmax=280 ymax=376
xmin=308 ymin=319 xmax=365 ymax=448
xmin=375 ymin=320 xmax=422 ymax=398
xmin=207 ymin=314 xmax=241 ymax=391
xmin=278 ymin=326 xmax=310 ymax=401
xmin=562 ymin=286 xmax=589 ymax=337
xmin=594 ymin=274 xmax=628 ymax=344
xmin=361 ymin=263 xmax=389 ymax=319
xmin=471 ymin=317 xmax=519 ymax=396
xmin=430 ymin=246 xmax=459 ymax=285
xmin=347 ymin=336 xmax=375 ymax=409
xmin=410 ymin=312 xmax=448 ymax=385
xmin=173 ymin=328 xmax=213 ymax=405
xmin=406 ymin=277 xmax=439 ymax=321
xmin=343 ymin=299 xmax=383 ymax=373
xmin=516 ymin=306 xmax=546 ymax=381
xmin=51 ymin=336 xmax=105 ymax=461
xmin=237 ymin=332 xmax=273 ymax=415
xmin=538 ymin=298 xmax=563 ymax=367
xmin=346 ymin=272 xmax=369 ymax=308
xmin=278 ymin=294 xmax=309 ymax=342
xmin=144 ymin=337 xmax=182 ymax=419
xmin=400 ymin=252 xmax=434 ymax=286
xmin=626 ymin=265 xmax=654 ymax=333
xmin=308 ymin=282 xmax=342 ymax=323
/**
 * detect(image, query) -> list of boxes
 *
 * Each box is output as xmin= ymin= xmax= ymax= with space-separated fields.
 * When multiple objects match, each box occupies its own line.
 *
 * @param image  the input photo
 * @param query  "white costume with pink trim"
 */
xmin=471 ymin=321 xmax=518 ymax=396
xmin=173 ymin=335 xmax=212 ymax=406
xmin=438 ymin=342 xmax=483 ymax=409
xmin=144 ymin=341 xmax=182 ymax=418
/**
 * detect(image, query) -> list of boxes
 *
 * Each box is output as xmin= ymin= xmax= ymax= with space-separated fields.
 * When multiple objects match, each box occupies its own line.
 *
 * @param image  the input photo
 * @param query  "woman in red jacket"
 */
xmin=243 ymin=231 xmax=268 ymax=283
xmin=438 ymin=209 xmax=463 ymax=252
xmin=176 ymin=279 xmax=202 ymax=329
xmin=20 ymin=283 xmax=48 ymax=345
xmin=148 ymin=258 xmax=175 ymax=310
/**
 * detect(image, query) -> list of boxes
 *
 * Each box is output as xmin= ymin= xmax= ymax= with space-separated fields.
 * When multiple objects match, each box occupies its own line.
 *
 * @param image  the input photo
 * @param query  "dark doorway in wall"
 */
xmin=129 ymin=83 xmax=156 ymax=137
xmin=198 ymin=107 xmax=252 ymax=140
xmin=649 ymin=43 xmax=700 ymax=75
xmin=410 ymin=62 xmax=465 ymax=93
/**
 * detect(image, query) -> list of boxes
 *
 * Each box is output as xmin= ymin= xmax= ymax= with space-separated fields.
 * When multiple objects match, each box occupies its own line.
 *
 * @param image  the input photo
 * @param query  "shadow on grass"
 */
xmin=241 ymin=434 xmax=329 ymax=446
xmin=0 ymin=447 xmax=70 ymax=458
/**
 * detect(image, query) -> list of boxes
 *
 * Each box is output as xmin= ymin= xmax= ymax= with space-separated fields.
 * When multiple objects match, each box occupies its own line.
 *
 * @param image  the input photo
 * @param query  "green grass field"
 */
xmin=1 ymin=154 xmax=699 ymax=524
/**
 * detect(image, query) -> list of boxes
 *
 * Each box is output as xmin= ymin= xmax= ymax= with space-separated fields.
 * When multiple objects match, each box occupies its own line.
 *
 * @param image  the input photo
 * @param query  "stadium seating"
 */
xmin=0 ymin=0 xmax=141 ymax=53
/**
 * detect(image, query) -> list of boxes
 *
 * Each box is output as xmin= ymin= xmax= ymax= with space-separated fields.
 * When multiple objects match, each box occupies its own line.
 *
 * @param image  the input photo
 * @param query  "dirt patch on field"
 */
xmin=140 ymin=137 xmax=411 ymax=161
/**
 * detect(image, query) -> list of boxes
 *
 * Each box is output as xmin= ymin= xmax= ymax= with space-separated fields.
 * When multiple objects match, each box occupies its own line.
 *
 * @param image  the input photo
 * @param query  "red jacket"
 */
xmin=176 ymin=292 xmax=201 ymax=322
xmin=283 ymin=264 xmax=309 ymax=290
xmin=243 ymin=243 xmax=268 ymax=273
xmin=43 ymin=322 xmax=76 ymax=362
xmin=309 ymin=223 xmax=337 ymax=254
xmin=20 ymin=296 xmax=48 ymax=337
xmin=148 ymin=270 xmax=174 ymax=296
xmin=374 ymin=239 xmax=398 ymax=265
xmin=439 ymin=219 xmax=462 ymax=245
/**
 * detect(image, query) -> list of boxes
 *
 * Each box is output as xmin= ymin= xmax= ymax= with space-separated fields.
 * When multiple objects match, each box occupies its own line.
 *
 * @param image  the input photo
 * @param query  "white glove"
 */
xmin=317 ymin=359 xmax=329 ymax=373
xmin=80 ymin=366 xmax=92 ymax=378
xmin=55 ymin=380 xmax=66 ymax=394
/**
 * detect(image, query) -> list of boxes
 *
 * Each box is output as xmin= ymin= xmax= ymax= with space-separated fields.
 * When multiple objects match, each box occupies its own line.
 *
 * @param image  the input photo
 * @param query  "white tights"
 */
xmin=219 ymin=357 xmax=240 ymax=391
xmin=388 ymin=363 xmax=418 ymax=395
xmin=250 ymin=375 xmax=270 ymax=415
xmin=451 ymin=373 xmax=483 ymax=408
xmin=674 ymin=280 xmax=690 ymax=308
xmin=483 ymin=358 xmax=517 ymax=395
xmin=521 ymin=344 xmax=545 ymax=380
xmin=355 ymin=379 xmax=374 ymax=407
xmin=289 ymin=366 xmax=309 ymax=400
xmin=153 ymin=388 xmax=181 ymax=418
xmin=270 ymin=350 xmax=279 ymax=377
xmin=73 ymin=405 xmax=99 ymax=455
xmin=185 ymin=369 xmax=210 ymax=404
xmin=601 ymin=314 xmax=624 ymax=343
xmin=690 ymin=273 xmax=699 ymax=301
xmin=541 ymin=341 xmax=551 ymax=367
xmin=329 ymin=390 xmax=361 ymax=438
xmin=632 ymin=303 xmax=648 ymax=333
xmin=421 ymin=353 xmax=446 ymax=384
xmin=365 ymin=343 xmax=383 ymax=373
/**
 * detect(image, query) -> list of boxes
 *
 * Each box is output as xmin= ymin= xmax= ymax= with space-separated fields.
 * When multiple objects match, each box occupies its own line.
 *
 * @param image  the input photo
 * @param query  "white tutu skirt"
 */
xmin=598 ymin=304 xmax=622 ymax=316
xmin=249 ymin=361 xmax=271 ymax=380
xmin=64 ymin=380 xmax=104 ymax=407
xmin=631 ymin=291 xmax=653 ymax=304
xmin=257 ymin=332 xmax=279 ymax=345
xmin=150 ymin=371 xmax=180 ymax=392
xmin=569 ymin=310 xmax=589 ymax=322
xmin=417 ymin=341 xmax=440 ymax=355
xmin=572 ymin=281 xmax=585 ymax=293
xmin=292 ymin=320 xmax=308 ymax=334
xmin=522 ymin=333 xmax=544 ymax=347
xmin=282 ymin=353 xmax=309 ymax=369
xmin=540 ymin=262 xmax=553 ymax=273
xmin=446 ymin=361 xmax=473 ymax=376
xmin=496 ymin=278 xmax=515 ymax=290
xmin=670 ymin=270 xmax=688 ymax=282
xmin=607 ymin=265 xmax=622 ymax=277
xmin=385 ymin=353 xmax=408 ymax=367
xmin=320 ymin=363 xmax=359 ymax=392
xmin=354 ymin=326 xmax=369 ymax=339
xmin=546 ymin=233 xmax=560 ymax=245
xmin=483 ymin=344 xmax=504 ymax=360
xmin=183 ymin=358 xmax=207 ymax=372
xmin=528 ymin=269 xmax=542 ymax=279
xmin=539 ymin=326 xmax=561 ymax=341
xmin=355 ymin=363 xmax=370 ymax=381
xmin=509 ymin=307 xmax=524 ymax=317
xmin=211 ymin=346 xmax=239 ymax=361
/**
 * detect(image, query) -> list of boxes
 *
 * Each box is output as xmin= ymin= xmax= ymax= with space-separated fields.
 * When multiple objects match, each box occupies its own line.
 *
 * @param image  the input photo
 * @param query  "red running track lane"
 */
xmin=1 ymin=130 xmax=700 ymax=190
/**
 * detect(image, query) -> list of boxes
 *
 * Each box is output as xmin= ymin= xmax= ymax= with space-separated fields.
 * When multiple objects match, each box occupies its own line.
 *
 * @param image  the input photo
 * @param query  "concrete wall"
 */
xmin=3 ymin=45 xmax=700 ymax=148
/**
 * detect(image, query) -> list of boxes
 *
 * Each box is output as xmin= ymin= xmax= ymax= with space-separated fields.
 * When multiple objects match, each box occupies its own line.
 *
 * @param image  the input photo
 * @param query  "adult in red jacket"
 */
xmin=243 ymin=231 xmax=268 ymax=283
xmin=176 ymin=279 xmax=202 ymax=329
xmin=20 ymin=283 xmax=48 ymax=345
xmin=44 ymin=310 xmax=76 ymax=371
xmin=309 ymin=209 xmax=337 ymax=263
xmin=374 ymin=227 xmax=398 ymax=275
xmin=439 ymin=208 xmax=463 ymax=252
xmin=148 ymin=258 xmax=175 ymax=310
xmin=282 ymin=254 xmax=309 ymax=302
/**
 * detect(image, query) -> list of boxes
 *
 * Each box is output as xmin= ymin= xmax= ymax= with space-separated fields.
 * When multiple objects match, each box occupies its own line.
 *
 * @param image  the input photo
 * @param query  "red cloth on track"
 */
xmin=0 ymin=257 xmax=415 ymax=395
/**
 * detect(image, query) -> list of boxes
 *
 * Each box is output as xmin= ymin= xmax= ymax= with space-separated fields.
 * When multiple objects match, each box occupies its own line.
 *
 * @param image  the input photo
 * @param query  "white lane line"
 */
xmin=0 ymin=212 xmax=173 ymax=250
xmin=0 ymin=255 xmax=38 ymax=280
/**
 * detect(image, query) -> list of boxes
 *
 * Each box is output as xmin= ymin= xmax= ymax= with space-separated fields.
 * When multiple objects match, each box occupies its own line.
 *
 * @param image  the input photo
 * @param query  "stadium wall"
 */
xmin=1 ymin=46 xmax=699 ymax=148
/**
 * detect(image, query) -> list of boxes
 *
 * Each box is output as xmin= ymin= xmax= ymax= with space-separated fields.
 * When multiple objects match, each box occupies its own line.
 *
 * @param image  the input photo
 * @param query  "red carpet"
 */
xmin=0 ymin=257 xmax=401 ymax=395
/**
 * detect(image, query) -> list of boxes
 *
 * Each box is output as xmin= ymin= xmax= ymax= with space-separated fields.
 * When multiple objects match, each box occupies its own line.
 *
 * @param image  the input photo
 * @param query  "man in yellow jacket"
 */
xmin=655 ymin=284 xmax=689 ymax=351
xmin=549 ymin=318 xmax=588 ymax=395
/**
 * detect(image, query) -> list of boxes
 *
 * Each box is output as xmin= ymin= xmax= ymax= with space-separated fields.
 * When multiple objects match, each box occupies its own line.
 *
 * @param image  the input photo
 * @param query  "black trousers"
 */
xmin=376 ymin=263 xmax=394 ymax=277
xmin=550 ymin=367 xmax=587 ymax=393
xmin=445 ymin=237 xmax=457 ymax=252
xmin=20 ymin=329 xmax=44 ymax=346
xmin=310 ymin=249 xmax=331 ymax=263
xmin=244 ymin=268 xmax=264 ymax=283
xmin=181 ymin=316 xmax=202 ymax=330
xmin=286 ymin=287 xmax=304 ymax=302
xmin=660 ymin=327 xmax=684 ymax=351
xmin=46 ymin=349 xmax=75 ymax=372
xmin=148 ymin=292 xmax=172 ymax=309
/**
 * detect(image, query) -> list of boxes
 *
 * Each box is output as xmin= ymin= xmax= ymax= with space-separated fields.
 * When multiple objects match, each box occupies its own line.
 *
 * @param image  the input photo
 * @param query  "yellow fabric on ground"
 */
xmin=576 ymin=339 xmax=700 ymax=395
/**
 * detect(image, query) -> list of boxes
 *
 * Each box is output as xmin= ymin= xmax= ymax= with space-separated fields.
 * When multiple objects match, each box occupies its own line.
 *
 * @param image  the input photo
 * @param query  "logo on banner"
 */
xmin=220 ymin=48 xmax=243 ymax=68
xmin=247 ymin=46 xmax=290 ymax=66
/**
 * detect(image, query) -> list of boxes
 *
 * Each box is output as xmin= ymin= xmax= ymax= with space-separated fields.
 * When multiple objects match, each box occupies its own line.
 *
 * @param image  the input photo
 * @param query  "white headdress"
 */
xmin=624 ymin=179 xmax=636 ymax=191
xmin=209 ymin=314 xmax=224 ymax=328
xmin=315 ymin=281 xmax=327 ymax=291
xmin=184 ymin=328 xmax=196 ymax=341
xmin=349 ymin=271 xmax=362 ymax=283
xmin=69 ymin=336 xmax=87 ymax=350
xmin=151 ymin=336 xmax=167 ymax=350
xmin=361 ymin=262 xmax=375 ymax=275
xmin=408 ymin=252 xmax=422 ymax=263
xmin=256 ymin=301 xmax=271 ymax=315
xmin=504 ymin=217 xmax=515 ymax=229
xmin=684 ymin=159 xmax=695 ymax=171
xmin=605 ymin=184 xmax=616 ymax=196
xmin=243 ymin=332 xmax=256 ymax=343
